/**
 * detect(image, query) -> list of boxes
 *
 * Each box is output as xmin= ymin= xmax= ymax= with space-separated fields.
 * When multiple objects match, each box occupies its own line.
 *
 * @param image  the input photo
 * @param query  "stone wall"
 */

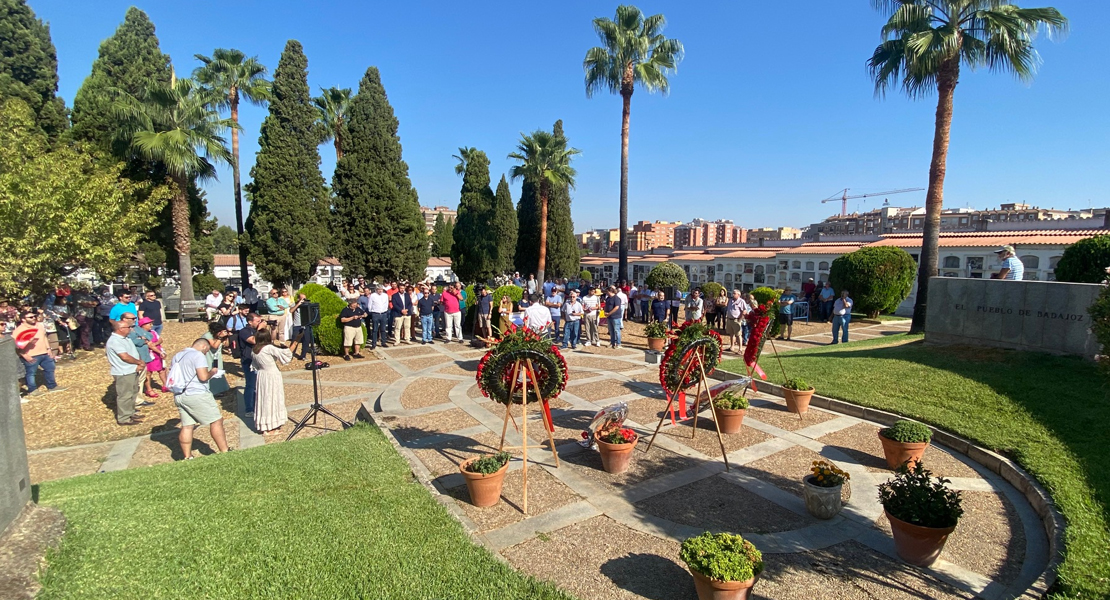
xmin=0 ymin=338 xmax=31 ymax=534
xmin=925 ymin=277 xmax=1102 ymax=357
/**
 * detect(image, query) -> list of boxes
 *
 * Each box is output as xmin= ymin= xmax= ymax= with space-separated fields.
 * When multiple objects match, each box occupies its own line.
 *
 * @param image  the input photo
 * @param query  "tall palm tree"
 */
xmin=115 ymin=76 xmax=235 ymax=303
xmin=193 ymin=49 xmax=270 ymax=290
xmin=584 ymin=5 xmax=683 ymax=283
xmin=313 ymin=86 xmax=351 ymax=162
xmin=452 ymin=146 xmax=479 ymax=176
xmin=508 ymin=130 xmax=580 ymax=285
xmin=868 ymin=0 xmax=1066 ymax=333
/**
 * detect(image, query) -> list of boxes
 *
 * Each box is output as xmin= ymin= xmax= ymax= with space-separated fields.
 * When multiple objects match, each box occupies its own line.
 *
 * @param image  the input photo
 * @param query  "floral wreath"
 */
xmin=743 ymin=299 xmax=777 ymax=368
xmin=659 ymin=321 xmax=723 ymax=393
xmin=476 ymin=326 xmax=568 ymax=404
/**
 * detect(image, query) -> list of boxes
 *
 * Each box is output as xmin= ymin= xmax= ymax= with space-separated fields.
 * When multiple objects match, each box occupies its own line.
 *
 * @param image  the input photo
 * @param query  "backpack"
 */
xmin=165 ymin=349 xmax=200 ymax=395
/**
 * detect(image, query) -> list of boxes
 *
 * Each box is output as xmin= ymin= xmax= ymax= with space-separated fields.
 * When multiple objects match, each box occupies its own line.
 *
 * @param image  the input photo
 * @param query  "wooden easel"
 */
xmin=738 ymin=337 xmax=803 ymax=421
xmin=498 ymin=358 xmax=561 ymax=513
xmin=645 ymin=346 xmax=730 ymax=471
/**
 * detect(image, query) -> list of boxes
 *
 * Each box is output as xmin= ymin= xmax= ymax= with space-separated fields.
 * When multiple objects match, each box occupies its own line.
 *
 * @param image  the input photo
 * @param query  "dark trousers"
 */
xmin=93 ymin=315 xmax=111 ymax=345
xmin=75 ymin=315 xmax=92 ymax=350
xmin=242 ymin=357 xmax=256 ymax=413
xmin=291 ymin=325 xmax=306 ymax=359
xmin=669 ymin=306 xmax=680 ymax=325
xmin=370 ymin=312 xmax=389 ymax=347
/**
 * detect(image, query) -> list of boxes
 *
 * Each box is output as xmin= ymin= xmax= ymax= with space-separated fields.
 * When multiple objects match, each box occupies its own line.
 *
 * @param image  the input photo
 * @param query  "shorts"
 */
xmin=343 ymin=325 xmax=365 ymax=346
xmin=725 ymin=318 xmax=742 ymax=336
xmin=779 ymin=313 xmax=793 ymax=326
xmin=174 ymin=391 xmax=222 ymax=427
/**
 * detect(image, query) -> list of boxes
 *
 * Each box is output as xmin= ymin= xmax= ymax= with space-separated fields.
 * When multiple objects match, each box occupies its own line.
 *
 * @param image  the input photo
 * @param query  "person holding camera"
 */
xmin=340 ymin=297 xmax=368 ymax=360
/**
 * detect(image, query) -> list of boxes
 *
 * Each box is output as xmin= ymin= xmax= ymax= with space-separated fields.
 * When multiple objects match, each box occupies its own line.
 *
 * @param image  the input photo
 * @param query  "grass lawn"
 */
xmin=722 ymin=335 xmax=1109 ymax=599
xmin=850 ymin=312 xmax=910 ymax=322
xmin=35 ymin=424 xmax=574 ymax=600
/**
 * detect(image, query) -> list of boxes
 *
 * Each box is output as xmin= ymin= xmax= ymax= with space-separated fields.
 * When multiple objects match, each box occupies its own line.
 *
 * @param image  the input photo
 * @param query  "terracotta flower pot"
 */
xmin=648 ymin=337 xmax=666 ymax=351
xmin=597 ymin=437 xmax=638 ymax=474
xmin=886 ymin=511 xmax=957 ymax=567
xmin=713 ymin=406 xmax=746 ymax=434
xmin=459 ymin=457 xmax=509 ymax=507
xmin=689 ymin=568 xmax=757 ymax=600
xmin=782 ymin=387 xmax=814 ymax=415
xmin=877 ymin=431 xmax=930 ymax=470
xmin=802 ymin=475 xmax=844 ymax=519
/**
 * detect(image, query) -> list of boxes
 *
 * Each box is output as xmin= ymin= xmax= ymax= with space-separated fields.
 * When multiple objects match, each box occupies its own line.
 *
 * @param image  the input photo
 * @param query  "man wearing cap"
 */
xmin=993 ymin=245 xmax=1024 ymax=281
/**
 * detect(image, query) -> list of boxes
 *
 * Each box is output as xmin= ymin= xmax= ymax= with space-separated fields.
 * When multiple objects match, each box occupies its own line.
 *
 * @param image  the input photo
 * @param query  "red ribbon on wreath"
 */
xmin=744 ymin=301 xmax=776 ymax=386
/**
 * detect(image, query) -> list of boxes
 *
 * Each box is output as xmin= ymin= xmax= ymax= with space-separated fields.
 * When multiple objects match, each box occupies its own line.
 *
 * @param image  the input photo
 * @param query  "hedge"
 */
xmin=828 ymin=247 xmax=916 ymax=318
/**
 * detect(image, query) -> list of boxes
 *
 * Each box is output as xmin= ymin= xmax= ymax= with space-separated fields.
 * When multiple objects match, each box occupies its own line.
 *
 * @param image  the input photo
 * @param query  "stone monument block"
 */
xmin=0 ymin=338 xmax=31 ymax=535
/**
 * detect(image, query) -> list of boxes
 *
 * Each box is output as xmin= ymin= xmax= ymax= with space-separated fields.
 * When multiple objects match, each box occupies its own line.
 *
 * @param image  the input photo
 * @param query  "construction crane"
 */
xmin=820 ymin=187 xmax=926 ymax=218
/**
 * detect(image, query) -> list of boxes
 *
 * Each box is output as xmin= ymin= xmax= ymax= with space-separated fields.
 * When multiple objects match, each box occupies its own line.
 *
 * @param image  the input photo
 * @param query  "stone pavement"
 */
xmin=368 ymin=340 xmax=1048 ymax=600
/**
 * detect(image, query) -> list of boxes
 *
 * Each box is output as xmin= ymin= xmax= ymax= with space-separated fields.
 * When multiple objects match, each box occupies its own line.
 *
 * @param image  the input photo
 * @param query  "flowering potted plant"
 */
xmin=878 ymin=420 xmax=932 ymax=469
xmin=680 ymin=531 xmax=763 ymax=600
xmin=459 ymin=451 xmax=511 ymax=507
xmin=803 ymin=460 xmax=850 ymax=519
xmin=781 ymin=378 xmax=814 ymax=416
xmin=878 ymin=462 xmax=963 ymax=566
xmin=595 ymin=421 xmax=638 ymax=474
xmin=711 ymin=390 xmax=748 ymax=434
xmin=644 ymin=321 xmax=668 ymax=352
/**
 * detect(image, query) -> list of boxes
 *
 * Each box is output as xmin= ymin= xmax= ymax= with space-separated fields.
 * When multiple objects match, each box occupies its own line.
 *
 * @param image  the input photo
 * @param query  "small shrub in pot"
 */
xmin=878 ymin=462 xmax=963 ymax=566
xmin=878 ymin=420 xmax=932 ymax=469
xmin=712 ymin=391 xmax=749 ymax=434
xmin=680 ymin=532 xmax=764 ymax=599
xmin=780 ymin=378 xmax=814 ymax=415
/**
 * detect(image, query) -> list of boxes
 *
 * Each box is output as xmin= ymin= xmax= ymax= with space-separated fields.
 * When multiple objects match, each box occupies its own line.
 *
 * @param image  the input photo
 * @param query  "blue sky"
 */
xmin=31 ymin=1 xmax=1109 ymax=233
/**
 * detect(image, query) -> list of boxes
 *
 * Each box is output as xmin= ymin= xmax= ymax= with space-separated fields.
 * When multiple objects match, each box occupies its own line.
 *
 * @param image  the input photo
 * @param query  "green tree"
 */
xmin=313 ymin=86 xmax=351 ymax=162
xmin=514 ymin=177 xmax=541 ymax=278
xmin=212 ymin=224 xmax=239 ymax=254
xmin=431 ymin=212 xmax=453 ymax=258
xmin=194 ymin=48 xmax=271 ymax=289
xmin=491 ymin=175 xmax=518 ymax=274
xmin=644 ymin=261 xmax=689 ymax=292
xmin=868 ymin=0 xmax=1067 ymax=333
xmin=828 ymin=247 xmax=917 ymax=318
xmin=451 ymin=149 xmax=497 ymax=282
xmin=584 ymin=4 xmax=683 ymax=283
xmin=508 ymin=129 xmax=580 ymax=284
xmin=115 ymin=76 xmax=234 ymax=302
xmin=331 ymin=67 xmax=427 ymax=281
xmin=0 ymin=0 xmax=67 ymax=141
xmin=452 ymin=146 xmax=479 ymax=176
xmin=0 ymin=100 xmax=167 ymax=297
xmin=543 ymin=120 xmax=580 ymax=279
xmin=244 ymin=40 xmax=329 ymax=288
xmin=1055 ymin=235 xmax=1110 ymax=283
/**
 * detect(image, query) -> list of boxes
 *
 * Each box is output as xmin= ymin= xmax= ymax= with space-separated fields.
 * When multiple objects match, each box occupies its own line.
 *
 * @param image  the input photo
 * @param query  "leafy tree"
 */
xmin=584 ymin=4 xmax=683 ymax=283
xmin=644 ymin=261 xmax=689 ymax=292
xmin=700 ymin=281 xmax=724 ymax=301
xmin=244 ymin=40 xmax=329 ymax=288
xmin=194 ymin=48 xmax=271 ymax=289
xmin=212 ymin=224 xmax=239 ymax=254
xmin=0 ymin=0 xmax=67 ymax=141
xmin=114 ymin=76 xmax=234 ymax=302
xmin=430 ymin=212 xmax=453 ymax=258
xmin=828 ymin=247 xmax=917 ymax=318
xmin=868 ymin=0 xmax=1067 ymax=333
xmin=543 ymin=120 xmax=580 ymax=279
xmin=331 ymin=67 xmax=427 ymax=281
xmin=192 ymin=273 xmax=224 ymax=296
xmin=508 ymin=129 xmax=580 ymax=284
xmin=579 ymin=270 xmax=593 ymax=282
xmin=451 ymin=149 xmax=497 ymax=282
xmin=0 ymin=100 xmax=167 ymax=297
xmin=1055 ymin=235 xmax=1110 ymax=283
xmin=313 ymin=86 xmax=351 ymax=161
xmin=514 ymin=177 xmax=541 ymax=278
xmin=491 ymin=175 xmax=518 ymax=274
xmin=452 ymin=146 xmax=480 ymax=176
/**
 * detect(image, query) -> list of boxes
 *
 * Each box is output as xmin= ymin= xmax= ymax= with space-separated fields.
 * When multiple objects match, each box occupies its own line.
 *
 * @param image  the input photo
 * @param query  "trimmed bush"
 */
xmin=308 ymin=288 xmax=347 ymax=317
xmin=579 ymin=269 xmax=593 ymax=282
xmin=881 ymin=420 xmax=933 ymax=443
xmin=644 ymin=262 xmax=689 ymax=292
xmin=700 ymin=281 xmax=724 ymax=301
xmin=1055 ymin=235 xmax=1110 ymax=283
xmin=680 ymin=532 xmax=763 ymax=583
xmin=296 ymin=283 xmax=331 ymax=299
xmin=1089 ymin=286 xmax=1110 ymax=372
xmin=192 ymin=274 xmax=224 ymax=299
xmin=313 ymin=314 xmax=368 ymax=355
xmin=828 ymin=246 xmax=916 ymax=318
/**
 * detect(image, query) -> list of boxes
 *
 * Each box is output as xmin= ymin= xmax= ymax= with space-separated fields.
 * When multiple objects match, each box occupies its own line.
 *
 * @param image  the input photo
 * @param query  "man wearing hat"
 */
xmin=993 ymin=245 xmax=1024 ymax=280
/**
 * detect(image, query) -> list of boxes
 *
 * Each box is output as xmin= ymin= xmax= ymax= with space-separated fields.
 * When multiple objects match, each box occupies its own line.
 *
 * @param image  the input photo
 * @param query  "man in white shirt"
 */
xmin=562 ymin=290 xmax=584 ymax=349
xmin=580 ymin=288 xmax=601 ymax=346
xmin=523 ymin=293 xmax=552 ymax=337
xmin=831 ymin=290 xmax=853 ymax=345
xmin=724 ymin=289 xmax=750 ymax=352
xmin=685 ymin=289 xmax=704 ymax=322
xmin=993 ymin=245 xmax=1025 ymax=281
xmin=204 ymin=289 xmax=224 ymax=322
xmin=169 ymin=338 xmax=229 ymax=458
xmin=545 ymin=287 xmax=564 ymax=343
xmin=617 ymin=287 xmax=629 ymax=322
xmin=368 ymin=285 xmax=391 ymax=349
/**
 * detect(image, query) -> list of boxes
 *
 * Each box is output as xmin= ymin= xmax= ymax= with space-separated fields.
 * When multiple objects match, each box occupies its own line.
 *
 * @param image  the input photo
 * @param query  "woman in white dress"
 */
xmin=251 ymin=328 xmax=292 ymax=433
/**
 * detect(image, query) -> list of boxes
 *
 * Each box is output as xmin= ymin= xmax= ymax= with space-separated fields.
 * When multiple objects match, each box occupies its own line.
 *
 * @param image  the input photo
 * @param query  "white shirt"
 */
xmin=204 ymin=292 xmax=223 ymax=309
xmin=1000 ymin=255 xmax=1025 ymax=281
xmin=833 ymin=297 xmax=853 ymax=316
xmin=368 ymin=292 xmax=390 ymax=313
xmin=524 ymin=303 xmax=552 ymax=333
xmin=171 ymin=347 xmax=210 ymax=396
xmin=617 ymin=291 xmax=629 ymax=315
xmin=582 ymin=294 xmax=600 ymax=313
xmin=564 ymin=299 xmax=584 ymax=321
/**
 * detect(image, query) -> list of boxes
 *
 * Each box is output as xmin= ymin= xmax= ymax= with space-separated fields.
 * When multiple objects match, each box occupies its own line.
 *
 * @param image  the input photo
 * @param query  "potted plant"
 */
xmin=459 ymin=451 xmax=511 ymax=507
xmin=781 ymin=378 xmax=814 ymax=415
xmin=680 ymin=531 xmax=763 ymax=600
xmin=878 ymin=420 xmax=932 ymax=470
xmin=712 ymin=390 xmax=749 ymax=434
xmin=645 ymin=321 xmax=668 ymax=351
xmin=803 ymin=460 xmax=850 ymax=519
xmin=595 ymin=422 xmax=638 ymax=474
xmin=878 ymin=462 xmax=963 ymax=567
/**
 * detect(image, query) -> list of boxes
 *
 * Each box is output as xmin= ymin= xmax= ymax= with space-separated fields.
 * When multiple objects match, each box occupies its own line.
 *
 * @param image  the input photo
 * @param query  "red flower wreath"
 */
xmin=475 ymin=325 xmax=568 ymax=404
xmin=658 ymin=321 xmax=723 ymax=394
xmin=743 ymin=300 xmax=776 ymax=367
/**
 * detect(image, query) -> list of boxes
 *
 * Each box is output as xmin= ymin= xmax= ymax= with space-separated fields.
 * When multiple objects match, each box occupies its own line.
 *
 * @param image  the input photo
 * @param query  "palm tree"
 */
xmin=868 ymin=0 xmax=1066 ymax=333
xmin=193 ymin=49 xmax=270 ymax=290
xmin=584 ymin=5 xmax=683 ymax=284
xmin=508 ymin=130 xmax=580 ymax=285
xmin=452 ymin=146 xmax=478 ymax=176
xmin=313 ymin=86 xmax=351 ymax=162
xmin=115 ymin=76 xmax=234 ymax=303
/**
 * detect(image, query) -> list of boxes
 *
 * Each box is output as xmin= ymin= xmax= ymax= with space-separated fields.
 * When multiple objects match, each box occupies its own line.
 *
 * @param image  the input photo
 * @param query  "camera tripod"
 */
xmin=286 ymin=324 xmax=352 ymax=440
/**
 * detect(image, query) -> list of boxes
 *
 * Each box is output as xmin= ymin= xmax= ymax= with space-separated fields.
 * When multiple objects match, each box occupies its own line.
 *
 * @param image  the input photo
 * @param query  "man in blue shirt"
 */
xmin=818 ymin=282 xmax=835 ymax=323
xmin=476 ymin=286 xmax=493 ymax=340
xmin=417 ymin=284 xmax=437 ymax=344
xmin=777 ymin=287 xmax=796 ymax=341
xmin=108 ymin=290 xmax=138 ymax=323
xmin=993 ymin=245 xmax=1025 ymax=280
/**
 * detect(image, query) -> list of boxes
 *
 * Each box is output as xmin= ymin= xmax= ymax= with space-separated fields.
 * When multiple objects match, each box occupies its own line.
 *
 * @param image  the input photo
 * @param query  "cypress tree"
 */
xmin=545 ymin=120 xmax=580 ymax=279
xmin=244 ymin=40 xmax=328 ymax=287
xmin=431 ymin=212 xmax=453 ymax=258
xmin=451 ymin=149 xmax=498 ymax=282
xmin=0 ymin=0 xmax=68 ymax=140
xmin=491 ymin=175 xmax=518 ymax=275
xmin=514 ymin=177 xmax=540 ymax=278
xmin=332 ymin=67 xmax=427 ymax=281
